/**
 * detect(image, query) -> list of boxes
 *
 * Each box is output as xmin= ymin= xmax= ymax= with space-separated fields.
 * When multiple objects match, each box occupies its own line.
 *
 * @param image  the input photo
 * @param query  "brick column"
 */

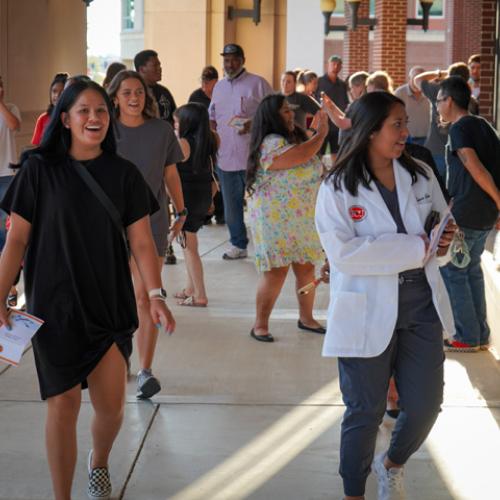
xmin=446 ymin=0 xmax=482 ymax=66
xmin=478 ymin=0 xmax=497 ymax=122
xmin=372 ymin=0 xmax=406 ymax=88
xmin=343 ymin=0 xmax=370 ymax=75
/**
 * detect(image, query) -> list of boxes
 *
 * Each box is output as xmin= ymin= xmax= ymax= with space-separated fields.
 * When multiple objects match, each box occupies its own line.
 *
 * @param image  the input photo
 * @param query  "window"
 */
xmin=417 ymin=0 xmax=445 ymax=18
xmin=122 ymin=0 xmax=136 ymax=30
xmin=332 ymin=0 xmax=376 ymax=17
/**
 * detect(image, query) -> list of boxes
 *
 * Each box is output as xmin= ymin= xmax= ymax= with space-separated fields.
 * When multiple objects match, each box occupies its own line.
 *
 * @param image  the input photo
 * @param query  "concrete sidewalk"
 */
xmin=0 ymin=224 xmax=499 ymax=500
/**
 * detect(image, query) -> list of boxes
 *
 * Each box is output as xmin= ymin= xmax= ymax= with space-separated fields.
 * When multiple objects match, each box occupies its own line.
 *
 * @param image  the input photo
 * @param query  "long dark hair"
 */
xmin=102 ymin=62 xmax=126 ymax=89
xmin=174 ymin=103 xmax=217 ymax=173
xmin=106 ymin=70 xmax=158 ymax=120
xmin=46 ymin=72 xmax=69 ymax=116
xmin=246 ymin=94 xmax=307 ymax=193
xmin=20 ymin=80 xmax=116 ymax=164
xmin=327 ymin=92 xmax=428 ymax=195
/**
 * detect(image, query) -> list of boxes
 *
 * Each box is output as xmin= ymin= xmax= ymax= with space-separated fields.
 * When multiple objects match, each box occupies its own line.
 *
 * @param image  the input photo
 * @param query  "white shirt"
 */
xmin=315 ymin=159 xmax=455 ymax=358
xmin=0 ymin=103 xmax=21 ymax=176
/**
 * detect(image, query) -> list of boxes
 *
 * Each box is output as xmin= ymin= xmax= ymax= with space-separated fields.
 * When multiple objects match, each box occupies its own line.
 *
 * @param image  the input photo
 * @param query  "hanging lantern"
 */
xmin=320 ymin=0 xmax=337 ymax=35
xmin=346 ymin=0 xmax=362 ymax=31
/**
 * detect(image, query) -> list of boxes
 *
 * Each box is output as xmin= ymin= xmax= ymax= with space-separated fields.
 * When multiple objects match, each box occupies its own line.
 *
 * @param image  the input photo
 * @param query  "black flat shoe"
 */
xmin=250 ymin=328 xmax=274 ymax=343
xmin=297 ymin=320 xmax=326 ymax=334
xmin=385 ymin=409 xmax=400 ymax=419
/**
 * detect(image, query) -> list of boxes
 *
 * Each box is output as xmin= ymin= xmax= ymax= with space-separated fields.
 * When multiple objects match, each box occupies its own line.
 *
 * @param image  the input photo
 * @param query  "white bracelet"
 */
xmin=150 ymin=296 xmax=166 ymax=302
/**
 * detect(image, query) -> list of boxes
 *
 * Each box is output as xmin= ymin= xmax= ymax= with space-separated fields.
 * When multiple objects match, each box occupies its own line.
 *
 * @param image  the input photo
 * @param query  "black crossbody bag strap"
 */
xmin=72 ymin=160 xmax=129 ymax=250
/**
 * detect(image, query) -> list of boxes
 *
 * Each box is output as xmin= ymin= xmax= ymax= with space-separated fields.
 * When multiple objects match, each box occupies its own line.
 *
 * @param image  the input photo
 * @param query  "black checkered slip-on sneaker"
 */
xmin=87 ymin=450 xmax=112 ymax=499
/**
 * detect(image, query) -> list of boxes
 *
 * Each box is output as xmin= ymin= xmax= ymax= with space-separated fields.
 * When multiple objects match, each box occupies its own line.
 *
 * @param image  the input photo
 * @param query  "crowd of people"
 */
xmin=0 ymin=44 xmax=499 ymax=500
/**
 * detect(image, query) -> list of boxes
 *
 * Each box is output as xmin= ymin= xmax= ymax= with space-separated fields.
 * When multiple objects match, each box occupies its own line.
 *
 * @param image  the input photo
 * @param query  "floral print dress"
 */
xmin=248 ymin=134 xmax=324 ymax=272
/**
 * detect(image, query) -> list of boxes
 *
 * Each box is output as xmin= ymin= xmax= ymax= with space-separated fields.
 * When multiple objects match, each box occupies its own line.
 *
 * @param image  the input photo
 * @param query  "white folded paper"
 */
xmin=228 ymin=116 xmax=250 ymax=131
xmin=423 ymin=202 xmax=454 ymax=265
xmin=0 ymin=310 xmax=44 ymax=366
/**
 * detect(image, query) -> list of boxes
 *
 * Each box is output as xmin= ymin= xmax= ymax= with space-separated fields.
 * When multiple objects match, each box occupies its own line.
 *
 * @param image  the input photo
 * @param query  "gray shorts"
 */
xmin=152 ymin=232 xmax=168 ymax=256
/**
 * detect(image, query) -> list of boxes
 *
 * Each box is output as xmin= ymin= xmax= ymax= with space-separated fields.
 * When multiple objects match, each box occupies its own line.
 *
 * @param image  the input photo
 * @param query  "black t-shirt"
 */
xmin=0 ymin=152 xmax=159 ymax=399
xmin=284 ymin=92 xmax=320 ymax=130
xmin=421 ymin=80 xmax=448 ymax=156
xmin=405 ymin=142 xmax=449 ymax=201
xmin=315 ymin=74 xmax=349 ymax=111
xmin=446 ymin=115 xmax=500 ymax=229
xmin=151 ymin=83 xmax=177 ymax=124
xmin=316 ymin=74 xmax=349 ymax=146
xmin=177 ymin=137 xmax=213 ymax=185
xmin=188 ymin=88 xmax=211 ymax=109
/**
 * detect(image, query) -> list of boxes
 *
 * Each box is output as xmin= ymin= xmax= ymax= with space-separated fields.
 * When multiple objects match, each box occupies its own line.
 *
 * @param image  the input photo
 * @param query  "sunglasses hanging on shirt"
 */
xmin=450 ymin=230 xmax=471 ymax=268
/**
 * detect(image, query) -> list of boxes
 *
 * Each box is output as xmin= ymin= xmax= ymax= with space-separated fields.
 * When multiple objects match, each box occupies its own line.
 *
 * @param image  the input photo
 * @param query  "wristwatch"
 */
xmin=148 ymin=288 xmax=167 ymax=300
xmin=175 ymin=207 xmax=188 ymax=218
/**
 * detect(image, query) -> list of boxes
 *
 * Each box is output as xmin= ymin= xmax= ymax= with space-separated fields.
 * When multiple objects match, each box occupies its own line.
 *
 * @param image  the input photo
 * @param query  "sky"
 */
xmin=87 ymin=0 xmax=121 ymax=57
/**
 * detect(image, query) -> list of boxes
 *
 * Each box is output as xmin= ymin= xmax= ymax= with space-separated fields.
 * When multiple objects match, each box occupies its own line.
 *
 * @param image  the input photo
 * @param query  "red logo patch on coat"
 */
xmin=349 ymin=205 xmax=366 ymax=222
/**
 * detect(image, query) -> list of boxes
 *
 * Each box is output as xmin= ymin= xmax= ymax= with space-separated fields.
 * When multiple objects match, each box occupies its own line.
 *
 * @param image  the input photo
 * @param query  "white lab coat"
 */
xmin=315 ymin=159 xmax=455 ymax=358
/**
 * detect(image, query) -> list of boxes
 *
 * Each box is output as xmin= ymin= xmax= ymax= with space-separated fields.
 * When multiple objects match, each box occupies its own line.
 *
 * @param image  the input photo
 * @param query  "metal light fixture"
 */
xmin=346 ymin=0 xmax=376 ymax=31
xmin=228 ymin=0 xmax=262 ymax=26
xmin=320 ymin=0 xmax=337 ymax=35
xmin=346 ymin=0 xmax=361 ymax=30
xmin=321 ymin=0 xmax=434 ymax=34
xmin=321 ymin=0 xmax=376 ymax=33
xmin=407 ymin=0 xmax=435 ymax=32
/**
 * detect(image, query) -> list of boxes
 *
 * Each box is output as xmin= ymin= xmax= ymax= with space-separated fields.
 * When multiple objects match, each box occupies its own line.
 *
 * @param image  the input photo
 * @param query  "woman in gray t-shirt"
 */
xmin=108 ymin=70 xmax=185 ymax=399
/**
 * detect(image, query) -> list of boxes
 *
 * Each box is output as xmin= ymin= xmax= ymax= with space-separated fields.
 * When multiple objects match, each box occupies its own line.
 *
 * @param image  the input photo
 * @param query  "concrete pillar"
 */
xmin=372 ymin=0 xmax=406 ymax=87
xmin=342 ymin=0 xmax=369 ymax=75
xmin=226 ymin=0 xmax=286 ymax=89
xmin=144 ymin=0 xmax=286 ymax=104
xmin=0 ymin=0 xmax=87 ymax=152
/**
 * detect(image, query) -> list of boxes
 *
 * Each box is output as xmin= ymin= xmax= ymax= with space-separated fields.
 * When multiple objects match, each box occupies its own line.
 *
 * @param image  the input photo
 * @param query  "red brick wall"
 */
xmin=343 ymin=0 xmax=370 ymax=75
xmin=406 ymin=41 xmax=446 ymax=74
xmin=372 ymin=0 xmax=407 ymax=87
xmin=479 ymin=0 xmax=497 ymax=122
xmin=446 ymin=0 xmax=482 ymax=66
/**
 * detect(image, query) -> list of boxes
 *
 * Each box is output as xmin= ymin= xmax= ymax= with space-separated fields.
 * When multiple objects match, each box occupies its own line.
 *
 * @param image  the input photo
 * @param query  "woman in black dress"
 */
xmin=173 ymin=103 xmax=218 ymax=306
xmin=0 ymin=80 xmax=175 ymax=500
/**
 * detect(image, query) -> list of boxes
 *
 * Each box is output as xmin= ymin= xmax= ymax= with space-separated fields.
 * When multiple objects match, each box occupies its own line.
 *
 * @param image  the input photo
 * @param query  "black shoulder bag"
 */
xmin=72 ymin=160 xmax=129 ymax=252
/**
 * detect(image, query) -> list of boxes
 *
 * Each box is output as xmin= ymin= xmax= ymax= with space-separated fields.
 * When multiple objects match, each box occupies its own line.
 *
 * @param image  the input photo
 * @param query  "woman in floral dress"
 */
xmin=246 ymin=94 xmax=329 ymax=342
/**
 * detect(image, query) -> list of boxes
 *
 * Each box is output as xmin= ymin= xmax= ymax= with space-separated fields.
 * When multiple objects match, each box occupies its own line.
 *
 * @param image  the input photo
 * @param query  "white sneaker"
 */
xmin=222 ymin=246 xmax=248 ymax=260
xmin=136 ymin=369 xmax=161 ymax=399
xmin=372 ymin=452 xmax=406 ymax=500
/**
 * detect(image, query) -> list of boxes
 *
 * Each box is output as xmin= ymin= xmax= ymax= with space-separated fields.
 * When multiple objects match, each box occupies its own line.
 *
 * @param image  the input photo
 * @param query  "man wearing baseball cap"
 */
xmin=209 ymin=44 xmax=272 ymax=260
xmin=316 ymin=55 xmax=349 ymax=160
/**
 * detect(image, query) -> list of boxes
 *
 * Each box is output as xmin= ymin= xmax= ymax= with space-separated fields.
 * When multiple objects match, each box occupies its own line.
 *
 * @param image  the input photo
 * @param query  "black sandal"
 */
xmin=7 ymin=292 xmax=17 ymax=307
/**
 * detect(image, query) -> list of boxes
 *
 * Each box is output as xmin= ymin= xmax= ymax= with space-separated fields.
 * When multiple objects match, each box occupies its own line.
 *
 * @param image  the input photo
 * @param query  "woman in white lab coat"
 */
xmin=315 ymin=92 xmax=456 ymax=500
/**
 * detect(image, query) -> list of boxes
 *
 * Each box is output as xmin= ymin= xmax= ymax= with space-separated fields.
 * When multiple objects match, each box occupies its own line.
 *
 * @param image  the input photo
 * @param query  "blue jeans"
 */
xmin=0 ymin=175 xmax=13 ymax=252
xmin=216 ymin=167 xmax=248 ymax=250
xmin=432 ymin=154 xmax=446 ymax=182
xmin=440 ymin=227 xmax=490 ymax=346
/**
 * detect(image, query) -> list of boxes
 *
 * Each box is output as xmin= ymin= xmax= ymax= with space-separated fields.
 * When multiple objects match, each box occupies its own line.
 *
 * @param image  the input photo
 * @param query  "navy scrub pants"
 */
xmin=337 ymin=270 xmax=445 ymax=497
